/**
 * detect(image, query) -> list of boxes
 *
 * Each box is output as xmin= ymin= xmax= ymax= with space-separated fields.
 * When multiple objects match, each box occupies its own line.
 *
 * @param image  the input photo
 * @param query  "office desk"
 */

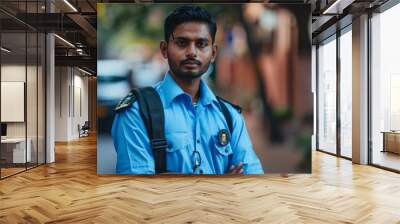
xmin=381 ymin=131 xmax=400 ymax=154
xmin=1 ymin=138 xmax=31 ymax=163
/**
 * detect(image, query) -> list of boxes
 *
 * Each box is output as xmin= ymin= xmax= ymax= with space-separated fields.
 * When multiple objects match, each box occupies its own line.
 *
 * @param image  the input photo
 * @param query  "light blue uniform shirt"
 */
xmin=111 ymin=73 xmax=264 ymax=174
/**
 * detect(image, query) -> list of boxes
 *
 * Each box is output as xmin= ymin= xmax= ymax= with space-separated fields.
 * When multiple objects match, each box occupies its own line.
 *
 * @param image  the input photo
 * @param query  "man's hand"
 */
xmin=227 ymin=162 xmax=244 ymax=174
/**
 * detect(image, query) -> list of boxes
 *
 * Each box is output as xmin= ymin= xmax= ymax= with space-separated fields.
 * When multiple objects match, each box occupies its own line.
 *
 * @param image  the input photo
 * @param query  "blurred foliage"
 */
xmin=273 ymin=106 xmax=292 ymax=121
xmin=295 ymin=133 xmax=312 ymax=173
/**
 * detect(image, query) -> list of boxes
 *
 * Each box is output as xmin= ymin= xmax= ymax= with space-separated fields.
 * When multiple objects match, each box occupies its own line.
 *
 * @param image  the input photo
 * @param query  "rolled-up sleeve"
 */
xmin=229 ymin=109 xmax=264 ymax=174
xmin=111 ymin=104 xmax=155 ymax=174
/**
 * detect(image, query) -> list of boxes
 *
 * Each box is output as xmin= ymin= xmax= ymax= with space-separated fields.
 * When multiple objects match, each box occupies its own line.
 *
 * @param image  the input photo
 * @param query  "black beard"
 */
xmin=174 ymin=70 xmax=204 ymax=79
xmin=168 ymin=58 xmax=210 ymax=80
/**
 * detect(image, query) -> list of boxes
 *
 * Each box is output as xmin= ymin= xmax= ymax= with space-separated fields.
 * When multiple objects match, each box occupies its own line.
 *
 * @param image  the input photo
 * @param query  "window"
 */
xmin=371 ymin=2 xmax=400 ymax=171
xmin=339 ymin=28 xmax=352 ymax=158
xmin=317 ymin=36 xmax=337 ymax=154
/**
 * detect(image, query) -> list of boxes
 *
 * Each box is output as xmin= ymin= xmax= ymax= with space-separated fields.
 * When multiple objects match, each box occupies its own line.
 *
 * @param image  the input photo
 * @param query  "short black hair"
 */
xmin=164 ymin=6 xmax=217 ymax=43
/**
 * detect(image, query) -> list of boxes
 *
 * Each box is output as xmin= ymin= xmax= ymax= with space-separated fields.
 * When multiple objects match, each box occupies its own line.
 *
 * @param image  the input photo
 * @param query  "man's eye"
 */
xmin=176 ymin=40 xmax=187 ymax=47
xmin=196 ymin=41 xmax=208 ymax=48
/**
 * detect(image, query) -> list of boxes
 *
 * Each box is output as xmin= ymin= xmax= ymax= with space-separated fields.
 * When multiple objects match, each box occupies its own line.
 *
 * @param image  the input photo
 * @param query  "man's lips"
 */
xmin=183 ymin=63 xmax=199 ymax=68
xmin=182 ymin=60 xmax=201 ymax=65
xmin=182 ymin=60 xmax=201 ymax=69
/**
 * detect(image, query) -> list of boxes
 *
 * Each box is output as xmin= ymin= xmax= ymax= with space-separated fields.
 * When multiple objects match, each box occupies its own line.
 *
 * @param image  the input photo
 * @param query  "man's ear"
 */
xmin=160 ymin=41 xmax=168 ymax=59
xmin=211 ymin=44 xmax=218 ymax=63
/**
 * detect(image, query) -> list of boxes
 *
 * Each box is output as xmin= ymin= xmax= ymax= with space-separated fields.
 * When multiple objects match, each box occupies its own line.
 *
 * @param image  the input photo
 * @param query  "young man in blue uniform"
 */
xmin=111 ymin=6 xmax=264 ymax=174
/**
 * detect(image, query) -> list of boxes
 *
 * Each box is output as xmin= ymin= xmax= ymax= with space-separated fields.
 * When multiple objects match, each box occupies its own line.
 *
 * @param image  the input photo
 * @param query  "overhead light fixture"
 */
xmin=78 ymin=67 xmax=93 ymax=76
xmin=63 ymin=0 xmax=78 ymax=12
xmin=76 ymin=48 xmax=86 ymax=55
xmin=322 ymin=0 xmax=354 ymax=15
xmin=54 ymin=34 xmax=75 ymax=48
xmin=1 ymin=47 xmax=11 ymax=53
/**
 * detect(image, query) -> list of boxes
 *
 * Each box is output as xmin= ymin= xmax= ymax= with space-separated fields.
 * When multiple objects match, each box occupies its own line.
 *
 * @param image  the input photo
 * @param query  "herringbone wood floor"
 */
xmin=1 ymin=135 xmax=400 ymax=224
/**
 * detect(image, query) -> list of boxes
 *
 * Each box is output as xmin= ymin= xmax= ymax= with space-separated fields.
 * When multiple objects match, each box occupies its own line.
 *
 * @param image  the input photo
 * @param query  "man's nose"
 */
xmin=185 ymin=43 xmax=197 ymax=58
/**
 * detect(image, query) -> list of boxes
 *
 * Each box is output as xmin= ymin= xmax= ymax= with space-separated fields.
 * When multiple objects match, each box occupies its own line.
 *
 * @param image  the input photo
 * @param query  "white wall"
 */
xmin=55 ymin=67 xmax=89 ymax=141
xmin=55 ymin=66 xmax=69 ymax=141
xmin=72 ymin=72 xmax=89 ymax=138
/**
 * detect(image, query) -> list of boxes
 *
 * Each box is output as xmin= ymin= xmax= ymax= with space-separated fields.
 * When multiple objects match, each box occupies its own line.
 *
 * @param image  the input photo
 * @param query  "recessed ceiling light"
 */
xmin=1 ymin=47 xmax=11 ymax=53
xmin=322 ymin=0 xmax=354 ymax=15
xmin=63 ymin=0 xmax=78 ymax=12
xmin=54 ymin=34 xmax=75 ymax=48
xmin=78 ymin=67 xmax=92 ymax=76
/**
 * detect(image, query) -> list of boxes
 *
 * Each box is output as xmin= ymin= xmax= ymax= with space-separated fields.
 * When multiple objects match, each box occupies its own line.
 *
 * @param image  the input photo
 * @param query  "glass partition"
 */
xmin=0 ymin=1 xmax=46 ymax=179
xmin=1 ymin=30 xmax=28 ymax=178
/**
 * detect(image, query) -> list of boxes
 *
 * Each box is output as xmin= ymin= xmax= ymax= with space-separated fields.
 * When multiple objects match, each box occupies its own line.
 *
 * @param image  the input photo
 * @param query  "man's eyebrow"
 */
xmin=173 ymin=37 xmax=189 ymax=41
xmin=196 ymin=38 xmax=209 ymax=42
xmin=173 ymin=36 xmax=210 ymax=42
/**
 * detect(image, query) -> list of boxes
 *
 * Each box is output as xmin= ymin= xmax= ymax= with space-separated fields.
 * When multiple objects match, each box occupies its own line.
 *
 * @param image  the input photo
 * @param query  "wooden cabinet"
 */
xmin=382 ymin=132 xmax=400 ymax=154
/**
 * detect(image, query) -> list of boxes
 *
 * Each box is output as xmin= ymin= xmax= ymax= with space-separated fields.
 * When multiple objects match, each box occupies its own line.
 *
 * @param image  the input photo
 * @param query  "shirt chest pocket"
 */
xmin=165 ymin=132 xmax=191 ymax=172
xmin=166 ymin=132 xmax=190 ymax=152
xmin=213 ymin=135 xmax=233 ymax=156
xmin=211 ymin=135 xmax=233 ymax=173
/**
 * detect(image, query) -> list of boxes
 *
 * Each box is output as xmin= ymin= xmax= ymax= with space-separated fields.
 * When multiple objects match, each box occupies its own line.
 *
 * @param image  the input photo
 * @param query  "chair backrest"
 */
xmin=82 ymin=121 xmax=90 ymax=129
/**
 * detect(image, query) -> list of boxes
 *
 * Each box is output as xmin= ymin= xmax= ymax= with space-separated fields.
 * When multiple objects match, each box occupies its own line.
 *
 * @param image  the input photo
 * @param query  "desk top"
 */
xmin=381 ymin=131 xmax=400 ymax=134
xmin=1 ymin=138 xmax=28 ymax=143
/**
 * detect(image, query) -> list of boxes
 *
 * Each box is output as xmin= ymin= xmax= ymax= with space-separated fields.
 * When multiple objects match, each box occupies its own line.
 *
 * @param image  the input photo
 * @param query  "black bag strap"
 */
xmin=217 ymin=97 xmax=233 ymax=135
xmin=132 ymin=87 xmax=167 ymax=174
xmin=216 ymin=96 xmax=242 ymax=136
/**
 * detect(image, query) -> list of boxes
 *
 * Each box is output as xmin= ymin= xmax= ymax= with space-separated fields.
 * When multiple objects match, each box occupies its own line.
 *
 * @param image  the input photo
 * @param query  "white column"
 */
xmin=46 ymin=33 xmax=55 ymax=163
xmin=46 ymin=1 xmax=55 ymax=163
xmin=352 ymin=14 xmax=369 ymax=164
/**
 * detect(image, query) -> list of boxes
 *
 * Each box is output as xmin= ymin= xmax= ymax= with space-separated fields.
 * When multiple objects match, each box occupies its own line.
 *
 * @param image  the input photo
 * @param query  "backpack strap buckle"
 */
xmin=151 ymin=138 xmax=168 ymax=151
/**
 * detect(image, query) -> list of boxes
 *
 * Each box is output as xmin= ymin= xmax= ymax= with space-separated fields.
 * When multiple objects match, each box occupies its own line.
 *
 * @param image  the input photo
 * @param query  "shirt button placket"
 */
xmin=195 ymin=109 xmax=201 ymax=174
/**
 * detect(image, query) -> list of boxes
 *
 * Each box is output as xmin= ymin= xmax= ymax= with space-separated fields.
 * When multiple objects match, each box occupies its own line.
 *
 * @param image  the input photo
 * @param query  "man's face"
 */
xmin=160 ymin=22 xmax=217 ymax=80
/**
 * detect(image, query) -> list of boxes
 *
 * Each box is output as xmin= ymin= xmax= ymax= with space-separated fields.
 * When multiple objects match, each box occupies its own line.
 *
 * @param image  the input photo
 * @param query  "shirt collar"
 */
xmin=198 ymin=76 xmax=218 ymax=106
xmin=160 ymin=72 xmax=218 ymax=107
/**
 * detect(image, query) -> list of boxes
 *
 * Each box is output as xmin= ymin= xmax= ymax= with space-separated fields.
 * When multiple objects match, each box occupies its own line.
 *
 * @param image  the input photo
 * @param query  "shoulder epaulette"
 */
xmin=216 ymin=96 xmax=242 ymax=113
xmin=115 ymin=91 xmax=137 ymax=112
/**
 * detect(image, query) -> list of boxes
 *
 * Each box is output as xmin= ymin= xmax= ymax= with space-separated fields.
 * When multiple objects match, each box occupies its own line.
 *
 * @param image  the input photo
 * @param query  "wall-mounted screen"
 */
xmin=1 ymin=82 xmax=25 ymax=122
